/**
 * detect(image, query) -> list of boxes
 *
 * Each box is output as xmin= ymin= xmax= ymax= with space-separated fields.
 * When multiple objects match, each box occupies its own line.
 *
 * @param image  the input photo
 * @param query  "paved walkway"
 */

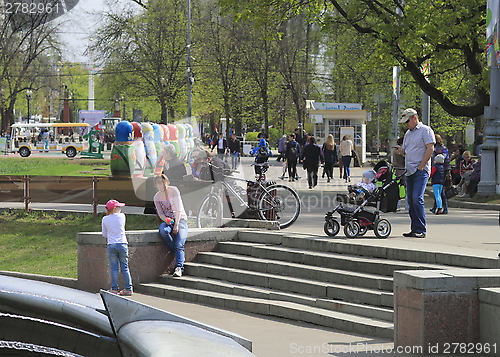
xmin=0 ymin=156 xmax=496 ymax=356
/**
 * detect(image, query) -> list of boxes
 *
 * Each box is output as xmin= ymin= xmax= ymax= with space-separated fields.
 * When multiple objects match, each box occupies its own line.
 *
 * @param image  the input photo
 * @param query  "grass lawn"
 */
xmin=0 ymin=210 xmax=158 ymax=278
xmin=0 ymin=157 xmax=111 ymax=176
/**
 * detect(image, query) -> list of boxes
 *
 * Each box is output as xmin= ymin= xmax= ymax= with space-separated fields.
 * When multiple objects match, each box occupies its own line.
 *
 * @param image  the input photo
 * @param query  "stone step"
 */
xmin=217 ymin=241 xmax=455 ymax=277
xmin=183 ymin=262 xmax=394 ymax=308
xmin=155 ymin=274 xmax=394 ymax=322
xmin=236 ymin=231 xmax=500 ymax=269
xmin=195 ymin=251 xmax=393 ymax=291
xmin=137 ymin=282 xmax=394 ymax=339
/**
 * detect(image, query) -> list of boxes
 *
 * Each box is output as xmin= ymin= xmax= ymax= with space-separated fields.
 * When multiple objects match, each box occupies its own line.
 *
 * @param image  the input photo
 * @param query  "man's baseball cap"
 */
xmin=106 ymin=199 xmax=125 ymax=210
xmin=399 ymin=108 xmax=418 ymax=123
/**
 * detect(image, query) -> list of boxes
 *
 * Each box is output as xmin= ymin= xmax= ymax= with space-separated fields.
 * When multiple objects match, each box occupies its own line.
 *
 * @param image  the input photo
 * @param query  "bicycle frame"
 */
xmin=208 ymin=173 xmax=274 ymax=215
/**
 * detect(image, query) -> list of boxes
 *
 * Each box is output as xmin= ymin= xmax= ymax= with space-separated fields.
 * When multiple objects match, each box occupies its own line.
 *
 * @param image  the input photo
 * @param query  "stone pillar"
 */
xmin=394 ymin=269 xmax=500 ymax=355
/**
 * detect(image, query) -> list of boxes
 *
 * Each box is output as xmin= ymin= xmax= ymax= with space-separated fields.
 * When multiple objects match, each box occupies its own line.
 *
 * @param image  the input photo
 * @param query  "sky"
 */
xmin=56 ymin=0 xmax=106 ymax=63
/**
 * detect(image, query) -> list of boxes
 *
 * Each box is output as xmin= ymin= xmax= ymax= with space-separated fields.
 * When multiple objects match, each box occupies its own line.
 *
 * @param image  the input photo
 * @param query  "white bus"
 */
xmin=9 ymin=122 xmax=91 ymax=158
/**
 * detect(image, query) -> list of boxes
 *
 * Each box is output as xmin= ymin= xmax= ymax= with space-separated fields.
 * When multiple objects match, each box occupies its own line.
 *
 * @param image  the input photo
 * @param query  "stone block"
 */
xmin=77 ymin=229 xmax=236 ymax=293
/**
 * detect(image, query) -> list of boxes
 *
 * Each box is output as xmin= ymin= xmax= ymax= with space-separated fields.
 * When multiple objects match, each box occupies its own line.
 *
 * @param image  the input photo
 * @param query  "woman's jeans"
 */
xmin=107 ymin=243 xmax=133 ymax=291
xmin=159 ymin=219 xmax=188 ymax=269
xmin=341 ymin=156 xmax=351 ymax=179
xmin=406 ymin=170 xmax=429 ymax=234
xmin=324 ymin=162 xmax=334 ymax=179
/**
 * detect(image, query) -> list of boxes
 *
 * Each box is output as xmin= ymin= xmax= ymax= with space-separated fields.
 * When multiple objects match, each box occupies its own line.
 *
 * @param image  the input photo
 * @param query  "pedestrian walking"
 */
xmin=339 ymin=135 xmax=354 ymax=182
xmin=286 ymin=134 xmax=300 ymax=182
xmin=395 ymin=108 xmax=435 ymax=238
xmin=215 ymin=133 xmax=228 ymax=160
xmin=322 ymin=134 xmax=338 ymax=183
xmin=102 ymin=199 xmax=133 ymax=296
xmin=301 ymin=136 xmax=324 ymax=189
xmin=228 ymin=133 xmax=240 ymax=170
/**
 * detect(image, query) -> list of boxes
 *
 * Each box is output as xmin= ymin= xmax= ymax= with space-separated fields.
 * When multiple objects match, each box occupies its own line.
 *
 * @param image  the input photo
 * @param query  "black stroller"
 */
xmin=323 ymin=160 xmax=405 ymax=239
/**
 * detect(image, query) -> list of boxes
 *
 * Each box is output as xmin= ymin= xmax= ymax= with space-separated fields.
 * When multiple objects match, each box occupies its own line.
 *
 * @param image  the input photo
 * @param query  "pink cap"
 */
xmin=106 ymin=199 xmax=125 ymax=210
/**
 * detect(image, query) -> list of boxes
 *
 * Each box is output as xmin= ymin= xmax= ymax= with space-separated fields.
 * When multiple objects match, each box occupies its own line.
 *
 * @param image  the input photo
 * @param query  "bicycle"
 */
xmin=196 ymin=162 xmax=301 ymax=229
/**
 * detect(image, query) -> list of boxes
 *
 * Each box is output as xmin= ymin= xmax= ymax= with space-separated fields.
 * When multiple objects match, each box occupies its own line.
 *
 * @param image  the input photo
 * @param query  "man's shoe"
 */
xmin=429 ymin=208 xmax=436 ymax=213
xmin=403 ymin=231 xmax=426 ymax=238
xmin=173 ymin=267 xmax=183 ymax=277
xmin=435 ymin=208 xmax=443 ymax=215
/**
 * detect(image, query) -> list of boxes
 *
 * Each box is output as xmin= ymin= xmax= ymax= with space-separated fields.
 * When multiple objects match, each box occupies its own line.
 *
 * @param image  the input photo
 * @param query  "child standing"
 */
xmin=430 ymin=154 xmax=446 ymax=215
xmin=101 ymin=199 xmax=133 ymax=296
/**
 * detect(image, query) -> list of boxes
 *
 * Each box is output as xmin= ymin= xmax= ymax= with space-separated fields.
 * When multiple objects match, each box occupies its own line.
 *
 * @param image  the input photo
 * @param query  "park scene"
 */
xmin=0 ymin=0 xmax=500 ymax=356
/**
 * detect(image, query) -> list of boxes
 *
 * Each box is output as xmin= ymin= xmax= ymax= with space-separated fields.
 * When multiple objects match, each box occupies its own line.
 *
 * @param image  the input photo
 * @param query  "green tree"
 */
xmin=92 ymin=0 xmax=189 ymax=123
xmin=218 ymin=0 xmax=488 ymax=118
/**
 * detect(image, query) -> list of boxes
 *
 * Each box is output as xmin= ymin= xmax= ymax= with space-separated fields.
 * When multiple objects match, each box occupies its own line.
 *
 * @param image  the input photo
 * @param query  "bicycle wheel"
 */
xmin=197 ymin=194 xmax=223 ymax=228
xmin=256 ymin=184 xmax=300 ymax=229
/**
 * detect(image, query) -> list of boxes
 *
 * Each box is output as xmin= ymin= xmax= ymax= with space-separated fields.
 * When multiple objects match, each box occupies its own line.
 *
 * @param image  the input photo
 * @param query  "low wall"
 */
xmin=479 ymin=287 xmax=500 ymax=353
xmin=394 ymin=269 xmax=500 ymax=355
xmin=77 ymin=228 xmax=240 ymax=292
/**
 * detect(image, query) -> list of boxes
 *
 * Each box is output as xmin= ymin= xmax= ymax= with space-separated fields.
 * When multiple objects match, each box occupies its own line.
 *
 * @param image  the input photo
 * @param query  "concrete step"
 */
xmin=154 ymin=274 xmax=394 ymax=322
xmin=195 ymin=251 xmax=393 ymax=291
xmin=183 ymin=262 xmax=394 ymax=308
xmin=217 ymin=241 xmax=455 ymax=277
xmin=137 ymin=282 xmax=394 ymax=339
xmin=236 ymin=231 xmax=499 ymax=269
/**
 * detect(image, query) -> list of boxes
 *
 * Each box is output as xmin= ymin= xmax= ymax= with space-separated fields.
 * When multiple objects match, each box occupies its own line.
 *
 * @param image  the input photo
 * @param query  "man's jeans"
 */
xmin=231 ymin=152 xmax=239 ymax=169
xmin=406 ymin=169 xmax=429 ymax=234
xmin=158 ymin=220 xmax=188 ymax=269
xmin=107 ymin=243 xmax=133 ymax=291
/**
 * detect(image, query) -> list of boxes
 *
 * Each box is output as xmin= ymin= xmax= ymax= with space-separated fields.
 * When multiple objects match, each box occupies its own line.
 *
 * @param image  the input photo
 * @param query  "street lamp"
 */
xmin=26 ymin=89 xmax=32 ymax=122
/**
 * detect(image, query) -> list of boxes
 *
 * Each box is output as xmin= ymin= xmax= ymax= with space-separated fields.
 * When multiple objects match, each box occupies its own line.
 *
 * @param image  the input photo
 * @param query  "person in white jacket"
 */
xmin=339 ymin=135 xmax=354 ymax=182
xmin=102 ymin=199 xmax=133 ymax=296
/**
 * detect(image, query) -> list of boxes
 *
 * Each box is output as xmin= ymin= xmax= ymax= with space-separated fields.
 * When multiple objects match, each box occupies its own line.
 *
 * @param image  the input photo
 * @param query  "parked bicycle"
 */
xmin=197 ymin=162 xmax=301 ymax=229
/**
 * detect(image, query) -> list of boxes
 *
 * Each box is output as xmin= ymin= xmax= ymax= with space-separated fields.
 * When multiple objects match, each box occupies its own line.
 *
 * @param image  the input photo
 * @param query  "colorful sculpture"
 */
xmin=142 ymin=122 xmax=157 ymax=177
xmin=110 ymin=121 xmax=135 ymax=177
xmin=176 ymin=123 xmax=187 ymax=162
xmin=131 ymin=122 xmax=146 ymax=178
xmin=167 ymin=124 xmax=179 ymax=158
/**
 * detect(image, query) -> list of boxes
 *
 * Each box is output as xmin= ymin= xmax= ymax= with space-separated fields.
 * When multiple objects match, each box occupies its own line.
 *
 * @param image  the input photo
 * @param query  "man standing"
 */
xmin=228 ymin=133 xmax=240 ymax=170
xmin=216 ymin=133 xmax=228 ymax=160
xmin=286 ymin=133 xmax=300 ymax=182
xmin=396 ymin=108 xmax=435 ymax=238
xmin=155 ymin=144 xmax=187 ymax=182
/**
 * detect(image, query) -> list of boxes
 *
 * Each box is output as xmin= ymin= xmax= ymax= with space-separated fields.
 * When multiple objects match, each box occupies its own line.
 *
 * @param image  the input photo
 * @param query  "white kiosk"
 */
xmin=308 ymin=102 xmax=367 ymax=164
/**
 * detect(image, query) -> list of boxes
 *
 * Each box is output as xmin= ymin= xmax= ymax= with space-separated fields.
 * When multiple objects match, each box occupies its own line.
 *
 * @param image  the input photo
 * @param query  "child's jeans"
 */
xmin=107 ymin=243 xmax=133 ymax=291
xmin=158 ymin=220 xmax=188 ymax=269
xmin=432 ymin=183 xmax=444 ymax=209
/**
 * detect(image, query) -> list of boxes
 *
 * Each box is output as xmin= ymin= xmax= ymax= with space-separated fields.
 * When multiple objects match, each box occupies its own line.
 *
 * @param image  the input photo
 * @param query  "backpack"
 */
xmin=288 ymin=142 xmax=298 ymax=161
xmin=256 ymin=146 xmax=269 ymax=163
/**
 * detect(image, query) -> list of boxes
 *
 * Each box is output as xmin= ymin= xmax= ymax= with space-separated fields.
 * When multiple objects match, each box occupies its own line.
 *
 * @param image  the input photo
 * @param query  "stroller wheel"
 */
xmin=358 ymin=225 xmax=368 ymax=236
xmin=344 ymin=220 xmax=361 ymax=238
xmin=324 ymin=218 xmax=340 ymax=236
xmin=374 ymin=218 xmax=391 ymax=239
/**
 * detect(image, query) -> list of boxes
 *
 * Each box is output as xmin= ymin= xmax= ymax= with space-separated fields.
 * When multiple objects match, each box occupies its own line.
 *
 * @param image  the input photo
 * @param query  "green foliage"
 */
xmin=0 ymin=210 xmax=158 ymax=278
xmin=245 ymin=132 xmax=259 ymax=141
xmin=267 ymin=127 xmax=280 ymax=146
